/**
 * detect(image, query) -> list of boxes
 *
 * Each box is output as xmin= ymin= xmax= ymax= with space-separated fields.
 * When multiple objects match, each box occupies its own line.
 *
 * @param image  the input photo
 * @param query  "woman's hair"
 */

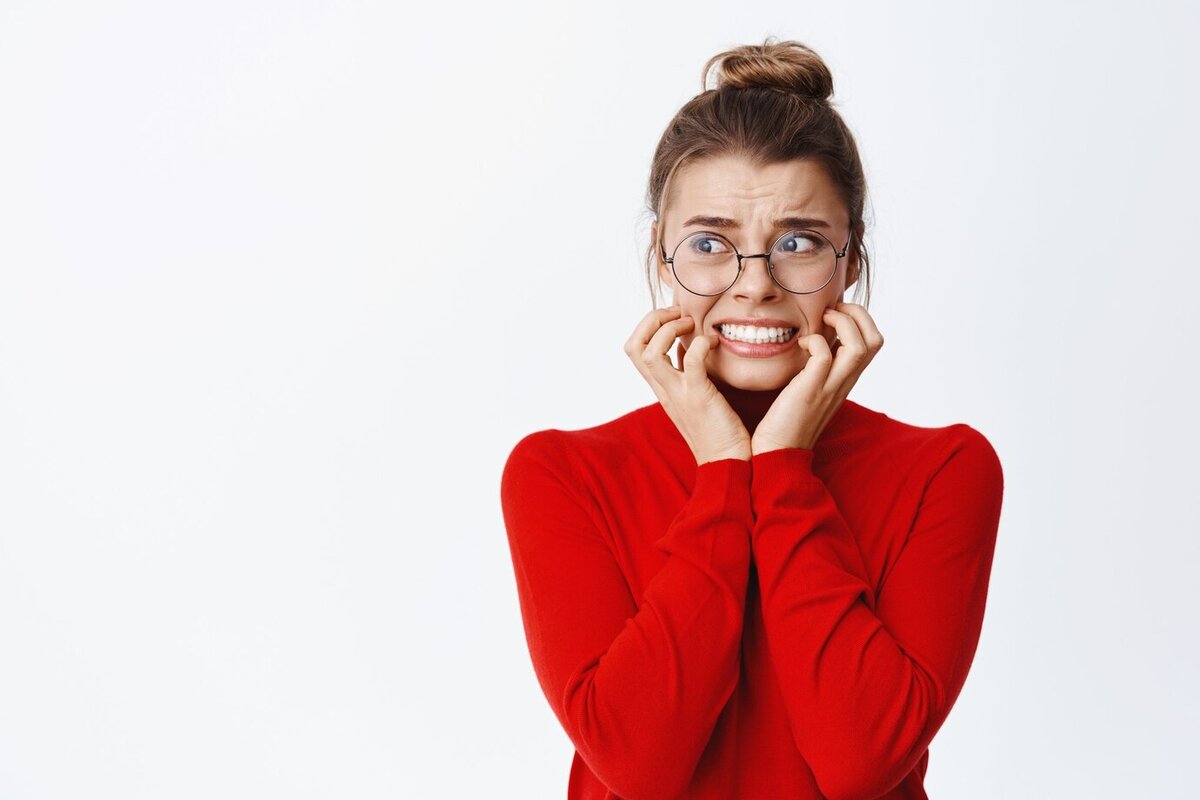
xmin=643 ymin=37 xmax=873 ymax=309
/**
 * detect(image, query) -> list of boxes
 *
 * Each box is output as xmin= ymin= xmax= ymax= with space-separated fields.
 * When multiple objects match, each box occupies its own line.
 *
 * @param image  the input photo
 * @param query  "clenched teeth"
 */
xmin=717 ymin=324 xmax=798 ymax=344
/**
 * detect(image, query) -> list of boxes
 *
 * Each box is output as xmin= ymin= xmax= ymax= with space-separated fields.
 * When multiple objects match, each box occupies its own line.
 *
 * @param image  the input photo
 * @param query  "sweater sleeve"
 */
xmin=748 ymin=426 xmax=1004 ymax=800
xmin=500 ymin=432 xmax=754 ymax=800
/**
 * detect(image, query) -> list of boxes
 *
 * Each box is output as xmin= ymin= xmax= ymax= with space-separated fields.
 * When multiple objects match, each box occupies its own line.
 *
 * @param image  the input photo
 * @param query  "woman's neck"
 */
xmin=710 ymin=376 xmax=784 ymax=437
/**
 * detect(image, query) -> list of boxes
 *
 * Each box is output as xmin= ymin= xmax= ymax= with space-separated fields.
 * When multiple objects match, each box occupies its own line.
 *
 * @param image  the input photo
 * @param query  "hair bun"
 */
xmin=702 ymin=37 xmax=834 ymax=101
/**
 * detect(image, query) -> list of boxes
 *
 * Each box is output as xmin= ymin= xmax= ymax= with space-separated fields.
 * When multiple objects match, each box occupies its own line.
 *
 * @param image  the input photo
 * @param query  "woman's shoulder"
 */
xmin=833 ymin=398 xmax=1003 ymax=488
xmin=840 ymin=397 xmax=998 ymax=446
xmin=502 ymin=401 xmax=676 ymax=478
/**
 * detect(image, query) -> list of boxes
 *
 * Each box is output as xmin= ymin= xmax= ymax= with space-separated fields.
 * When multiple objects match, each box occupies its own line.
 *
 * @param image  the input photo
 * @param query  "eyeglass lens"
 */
xmin=670 ymin=230 xmax=838 ymax=295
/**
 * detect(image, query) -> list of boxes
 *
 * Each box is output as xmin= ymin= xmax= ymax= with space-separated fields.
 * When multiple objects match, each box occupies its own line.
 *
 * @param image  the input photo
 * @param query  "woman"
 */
xmin=501 ymin=38 xmax=1004 ymax=800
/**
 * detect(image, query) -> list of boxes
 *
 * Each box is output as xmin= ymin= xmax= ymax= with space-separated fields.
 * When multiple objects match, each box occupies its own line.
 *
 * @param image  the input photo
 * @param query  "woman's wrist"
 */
xmin=751 ymin=436 xmax=811 ymax=455
xmin=698 ymin=445 xmax=753 ymax=464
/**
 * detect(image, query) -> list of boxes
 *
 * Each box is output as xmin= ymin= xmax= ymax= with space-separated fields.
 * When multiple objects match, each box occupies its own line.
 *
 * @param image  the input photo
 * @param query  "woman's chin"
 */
xmin=711 ymin=362 xmax=798 ymax=392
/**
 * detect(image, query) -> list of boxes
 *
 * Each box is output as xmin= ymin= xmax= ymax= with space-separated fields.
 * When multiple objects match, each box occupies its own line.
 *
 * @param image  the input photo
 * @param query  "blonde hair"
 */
xmin=644 ymin=37 xmax=873 ymax=308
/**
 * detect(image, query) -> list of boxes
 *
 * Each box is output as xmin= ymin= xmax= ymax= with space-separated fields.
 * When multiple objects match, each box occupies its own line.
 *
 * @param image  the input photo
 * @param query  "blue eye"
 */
xmin=685 ymin=234 xmax=731 ymax=257
xmin=776 ymin=232 xmax=826 ymax=257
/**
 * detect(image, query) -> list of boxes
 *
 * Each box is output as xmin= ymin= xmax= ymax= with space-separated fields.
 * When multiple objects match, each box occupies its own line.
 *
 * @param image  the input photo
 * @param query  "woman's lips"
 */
xmin=714 ymin=327 xmax=798 ymax=358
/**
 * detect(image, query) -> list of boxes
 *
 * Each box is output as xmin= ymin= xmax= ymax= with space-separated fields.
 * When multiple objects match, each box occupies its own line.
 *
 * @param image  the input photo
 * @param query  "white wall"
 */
xmin=1 ymin=1 xmax=1197 ymax=797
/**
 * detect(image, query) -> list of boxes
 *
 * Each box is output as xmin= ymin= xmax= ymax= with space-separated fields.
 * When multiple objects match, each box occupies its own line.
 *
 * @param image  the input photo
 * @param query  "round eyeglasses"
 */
xmin=660 ymin=228 xmax=851 ymax=296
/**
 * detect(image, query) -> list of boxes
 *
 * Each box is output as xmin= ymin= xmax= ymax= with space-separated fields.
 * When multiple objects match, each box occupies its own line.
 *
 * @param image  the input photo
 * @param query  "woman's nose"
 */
xmin=731 ymin=255 xmax=780 ymax=301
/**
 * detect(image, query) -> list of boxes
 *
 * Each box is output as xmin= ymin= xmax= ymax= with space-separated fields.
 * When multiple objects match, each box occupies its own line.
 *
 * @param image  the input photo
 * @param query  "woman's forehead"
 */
xmin=666 ymin=155 xmax=844 ymax=228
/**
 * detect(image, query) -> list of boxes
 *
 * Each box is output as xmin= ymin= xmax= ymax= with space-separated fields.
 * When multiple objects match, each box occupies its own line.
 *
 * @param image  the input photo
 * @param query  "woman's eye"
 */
xmin=777 ymin=232 xmax=822 ymax=255
xmin=688 ymin=235 xmax=729 ymax=255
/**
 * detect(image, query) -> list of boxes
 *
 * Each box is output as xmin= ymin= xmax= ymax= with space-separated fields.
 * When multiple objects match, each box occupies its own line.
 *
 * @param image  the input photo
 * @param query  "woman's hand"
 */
xmin=751 ymin=301 xmax=885 ymax=454
xmin=625 ymin=305 xmax=752 ymax=464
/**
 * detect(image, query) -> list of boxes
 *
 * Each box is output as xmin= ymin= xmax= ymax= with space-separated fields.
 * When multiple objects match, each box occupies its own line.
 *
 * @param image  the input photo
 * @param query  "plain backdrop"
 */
xmin=2 ymin=1 xmax=1198 ymax=797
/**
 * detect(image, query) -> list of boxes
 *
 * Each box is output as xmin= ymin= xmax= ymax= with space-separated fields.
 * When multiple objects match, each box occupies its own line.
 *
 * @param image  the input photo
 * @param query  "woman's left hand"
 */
xmin=751 ymin=302 xmax=885 ymax=454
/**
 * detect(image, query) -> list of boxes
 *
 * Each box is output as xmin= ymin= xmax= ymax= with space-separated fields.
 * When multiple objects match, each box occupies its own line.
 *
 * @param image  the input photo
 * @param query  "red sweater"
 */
xmin=500 ymin=397 xmax=1004 ymax=800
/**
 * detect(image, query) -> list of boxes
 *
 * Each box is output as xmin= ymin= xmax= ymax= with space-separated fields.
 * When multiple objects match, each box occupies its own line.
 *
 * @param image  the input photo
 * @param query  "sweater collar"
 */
xmin=646 ymin=392 xmax=863 ymax=460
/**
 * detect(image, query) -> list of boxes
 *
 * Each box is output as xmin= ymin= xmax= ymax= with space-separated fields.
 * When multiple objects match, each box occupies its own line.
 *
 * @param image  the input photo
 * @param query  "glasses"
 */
xmin=660 ymin=228 xmax=851 ymax=296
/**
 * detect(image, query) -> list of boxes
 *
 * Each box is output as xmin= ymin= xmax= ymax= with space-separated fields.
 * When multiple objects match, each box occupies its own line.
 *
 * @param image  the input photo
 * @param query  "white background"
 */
xmin=2 ymin=1 xmax=1198 ymax=797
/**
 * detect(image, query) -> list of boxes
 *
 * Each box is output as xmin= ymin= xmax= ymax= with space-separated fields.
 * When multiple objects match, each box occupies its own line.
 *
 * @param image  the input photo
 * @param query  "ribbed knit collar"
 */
xmin=644 ymin=392 xmax=865 ymax=465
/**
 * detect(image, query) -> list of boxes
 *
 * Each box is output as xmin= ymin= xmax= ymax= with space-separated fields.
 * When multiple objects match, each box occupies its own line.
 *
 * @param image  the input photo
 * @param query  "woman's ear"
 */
xmin=844 ymin=249 xmax=860 ymax=290
xmin=652 ymin=222 xmax=674 ymax=288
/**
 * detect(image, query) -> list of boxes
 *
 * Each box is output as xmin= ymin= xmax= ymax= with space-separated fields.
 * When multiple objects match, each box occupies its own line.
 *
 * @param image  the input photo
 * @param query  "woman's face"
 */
xmin=653 ymin=154 xmax=859 ymax=391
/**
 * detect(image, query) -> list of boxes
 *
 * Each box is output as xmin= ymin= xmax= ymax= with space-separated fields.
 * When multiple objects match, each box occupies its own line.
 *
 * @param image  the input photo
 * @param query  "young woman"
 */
xmin=501 ymin=38 xmax=1004 ymax=800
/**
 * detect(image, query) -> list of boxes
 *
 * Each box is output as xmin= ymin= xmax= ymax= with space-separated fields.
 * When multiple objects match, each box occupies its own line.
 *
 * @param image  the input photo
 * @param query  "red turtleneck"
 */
xmin=500 ymin=397 xmax=1004 ymax=799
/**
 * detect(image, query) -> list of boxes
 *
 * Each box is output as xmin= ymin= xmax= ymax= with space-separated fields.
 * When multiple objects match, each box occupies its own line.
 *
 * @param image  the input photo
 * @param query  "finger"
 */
xmin=833 ymin=302 xmax=884 ymax=351
xmin=792 ymin=332 xmax=834 ymax=393
xmin=682 ymin=333 xmax=716 ymax=387
xmin=673 ymin=339 xmax=688 ymax=372
xmin=625 ymin=306 xmax=682 ymax=388
xmin=821 ymin=305 xmax=869 ymax=388
xmin=825 ymin=303 xmax=884 ymax=390
xmin=643 ymin=316 xmax=695 ymax=386
xmin=624 ymin=305 xmax=681 ymax=361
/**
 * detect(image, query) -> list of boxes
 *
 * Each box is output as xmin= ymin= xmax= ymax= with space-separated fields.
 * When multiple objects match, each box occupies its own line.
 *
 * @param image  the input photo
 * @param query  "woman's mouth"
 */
xmin=714 ymin=323 xmax=799 ymax=358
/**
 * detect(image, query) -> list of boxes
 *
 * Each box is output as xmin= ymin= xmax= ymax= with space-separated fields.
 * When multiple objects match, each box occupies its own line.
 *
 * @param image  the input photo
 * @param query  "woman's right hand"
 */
xmin=624 ymin=306 xmax=752 ymax=464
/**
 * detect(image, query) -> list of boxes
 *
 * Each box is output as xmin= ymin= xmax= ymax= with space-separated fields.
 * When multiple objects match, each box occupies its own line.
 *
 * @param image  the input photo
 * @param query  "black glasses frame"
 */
xmin=659 ymin=228 xmax=852 ymax=296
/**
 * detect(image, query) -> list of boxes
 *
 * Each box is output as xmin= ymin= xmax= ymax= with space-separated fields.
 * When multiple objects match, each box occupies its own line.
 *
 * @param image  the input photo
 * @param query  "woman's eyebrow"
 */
xmin=681 ymin=214 xmax=830 ymax=229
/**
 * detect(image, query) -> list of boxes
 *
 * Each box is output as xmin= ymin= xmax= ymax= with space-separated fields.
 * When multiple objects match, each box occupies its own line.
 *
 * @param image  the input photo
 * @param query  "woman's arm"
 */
xmin=500 ymin=431 xmax=754 ymax=800
xmin=748 ymin=426 xmax=1004 ymax=800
